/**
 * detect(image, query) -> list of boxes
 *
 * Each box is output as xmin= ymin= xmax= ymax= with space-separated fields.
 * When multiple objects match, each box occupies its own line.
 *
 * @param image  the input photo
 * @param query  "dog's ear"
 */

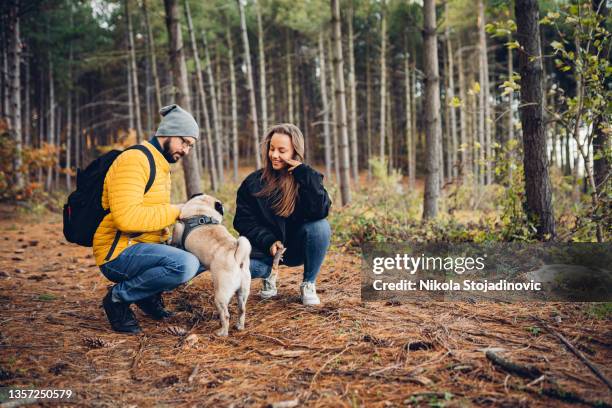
xmin=214 ymin=201 xmax=224 ymax=216
xmin=190 ymin=193 xmax=204 ymax=200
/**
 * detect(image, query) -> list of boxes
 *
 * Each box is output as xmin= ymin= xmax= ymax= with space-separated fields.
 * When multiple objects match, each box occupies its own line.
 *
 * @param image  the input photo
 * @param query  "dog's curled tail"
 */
xmin=235 ymin=236 xmax=252 ymax=271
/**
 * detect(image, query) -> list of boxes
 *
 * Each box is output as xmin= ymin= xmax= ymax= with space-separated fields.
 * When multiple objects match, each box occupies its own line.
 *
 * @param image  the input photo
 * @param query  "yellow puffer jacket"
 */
xmin=93 ymin=141 xmax=180 ymax=266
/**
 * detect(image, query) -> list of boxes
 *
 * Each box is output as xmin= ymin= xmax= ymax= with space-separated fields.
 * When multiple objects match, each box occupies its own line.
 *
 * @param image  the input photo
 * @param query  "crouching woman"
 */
xmin=233 ymin=123 xmax=332 ymax=305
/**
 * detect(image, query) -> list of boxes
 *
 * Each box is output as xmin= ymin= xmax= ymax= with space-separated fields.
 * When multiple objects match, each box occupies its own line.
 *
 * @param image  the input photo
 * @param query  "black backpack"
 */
xmin=63 ymin=145 xmax=156 ymax=247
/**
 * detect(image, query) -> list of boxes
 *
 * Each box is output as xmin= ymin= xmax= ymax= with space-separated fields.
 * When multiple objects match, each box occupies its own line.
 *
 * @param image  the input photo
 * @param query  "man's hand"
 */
xmin=270 ymin=240 xmax=284 ymax=256
xmin=281 ymin=156 xmax=302 ymax=173
xmin=172 ymin=203 xmax=184 ymax=218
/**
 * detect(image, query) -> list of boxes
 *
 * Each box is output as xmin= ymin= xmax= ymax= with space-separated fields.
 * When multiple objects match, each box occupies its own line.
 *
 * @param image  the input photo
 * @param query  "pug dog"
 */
xmin=172 ymin=194 xmax=251 ymax=336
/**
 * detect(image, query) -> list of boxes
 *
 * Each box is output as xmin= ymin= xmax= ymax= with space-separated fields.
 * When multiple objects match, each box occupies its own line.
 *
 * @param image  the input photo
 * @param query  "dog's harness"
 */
xmin=177 ymin=215 xmax=219 ymax=250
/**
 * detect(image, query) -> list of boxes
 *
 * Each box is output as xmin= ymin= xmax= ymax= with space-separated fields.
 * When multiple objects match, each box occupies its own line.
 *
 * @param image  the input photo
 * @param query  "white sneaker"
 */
xmin=260 ymin=274 xmax=277 ymax=299
xmin=300 ymin=282 xmax=321 ymax=305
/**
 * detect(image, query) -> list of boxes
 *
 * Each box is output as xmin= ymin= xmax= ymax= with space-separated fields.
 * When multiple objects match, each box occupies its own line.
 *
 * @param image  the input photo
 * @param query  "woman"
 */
xmin=233 ymin=124 xmax=332 ymax=305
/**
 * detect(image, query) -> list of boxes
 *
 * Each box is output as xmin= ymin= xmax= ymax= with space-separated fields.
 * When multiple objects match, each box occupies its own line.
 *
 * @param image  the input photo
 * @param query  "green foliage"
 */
xmin=586 ymin=303 xmax=612 ymax=320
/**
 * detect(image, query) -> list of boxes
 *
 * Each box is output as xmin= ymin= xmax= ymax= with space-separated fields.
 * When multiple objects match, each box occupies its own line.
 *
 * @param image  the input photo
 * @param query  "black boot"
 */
xmin=102 ymin=289 xmax=142 ymax=334
xmin=135 ymin=292 xmax=174 ymax=320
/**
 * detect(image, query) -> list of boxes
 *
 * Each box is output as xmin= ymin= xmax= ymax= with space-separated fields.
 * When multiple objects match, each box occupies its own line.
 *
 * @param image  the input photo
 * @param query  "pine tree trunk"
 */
xmin=254 ymin=0 xmax=268 ymax=132
xmin=405 ymin=50 xmax=414 ymax=187
xmin=379 ymin=3 xmax=387 ymax=162
xmin=144 ymin=45 xmax=153 ymax=134
xmin=66 ymin=15 xmax=73 ymax=190
xmin=443 ymin=42 xmax=451 ymax=182
xmin=237 ymin=0 xmax=261 ymax=169
xmin=386 ymin=86 xmax=393 ymax=170
xmin=286 ymin=33 xmax=294 ymax=124
xmin=422 ymin=0 xmax=441 ymax=219
xmin=1 ymin=26 xmax=8 ymax=117
xmin=164 ymin=0 xmax=202 ymax=198
xmin=366 ymin=43 xmax=372 ymax=181
xmin=592 ymin=0 xmax=609 ymax=194
xmin=183 ymin=0 xmax=217 ymax=191
xmin=125 ymin=0 xmax=143 ymax=142
xmin=457 ymin=39 xmax=468 ymax=177
xmin=127 ymin=61 xmax=134 ymax=131
xmin=318 ymin=32 xmax=332 ymax=180
xmin=331 ymin=0 xmax=351 ymax=205
xmin=24 ymin=53 xmax=30 ymax=148
xmin=201 ymin=30 xmax=224 ymax=184
xmin=142 ymin=0 xmax=162 ymax=111
xmin=347 ymin=3 xmax=359 ymax=185
xmin=411 ymin=58 xmax=417 ymax=184
xmin=75 ymin=93 xmax=80 ymax=170
xmin=46 ymin=53 xmax=55 ymax=191
xmin=226 ymin=25 xmax=239 ymax=183
xmin=8 ymin=1 xmax=24 ymax=190
xmin=445 ymin=10 xmax=458 ymax=179
xmin=54 ymin=105 xmax=60 ymax=187
xmin=328 ymin=38 xmax=340 ymax=184
xmin=515 ymin=0 xmax=555 ymax=239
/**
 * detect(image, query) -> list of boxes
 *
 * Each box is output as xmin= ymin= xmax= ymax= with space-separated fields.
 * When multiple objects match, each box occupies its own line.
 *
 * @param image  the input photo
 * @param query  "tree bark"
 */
xmin=592 ymin=0 xmax=609 ymax=193
xmin=422 ymin=0 xmax=441 ymax=219
xmin=286 ymin=33 xmax=294 ymax=124
xmin=379 ymin=2 xmax=387 ymax=163
xmin=366 ymin=42 xmax=372 ymax=181
xmin=237 ymin=0 xmax=261 ymax=169
xmin=254 ymin=0 xmax=268 ymax=133
xmin=8 ymin=0 xmax=24 ymax=190
xmin=445 ymin=7 xmax=458 ymax=179
xmin=125 ymin=0 xmax=143 ymax=142
xmin=457 ymin=39 xmax=468 ymax=177
xmin=45 ymin=52 xmax=54 ymax=191
xmin=347 ymin=2 xmax=359 ymax=185
xmin=201 ymin=30 xmax=224 ymax=184
xmin=142 ymin=0 xmax=162 ymax=111
xmin=331 ymin=0 xmax=351 ymax=204
xmin=66 ymin=9 xmax=73 ymax=190
xmin=164 ymin=0 xmax=202 ymax=198
xmin=515 ymin=0 xmax=556 ymax=239
xmin=226 ymin=24 xmax=239 ymax=183
xmin=182 ymin=0 xmax=217 ymax=191
xmin=405 ymin=51 xmax=412 ymax=185
xmin=318 ymin=32 xmax=332 ymax=179
xmin=328 ymin=37 xmax=340 ymax=184
xmin=23 ymin=52 xmax=30 ymax=148
xmin=127 ymin=58 xmax=134 ymax=131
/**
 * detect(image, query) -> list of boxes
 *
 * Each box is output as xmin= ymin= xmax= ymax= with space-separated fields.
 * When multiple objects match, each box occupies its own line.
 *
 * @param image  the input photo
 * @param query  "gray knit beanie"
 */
xmin=155 ymin=104 xmax=199 ymax=140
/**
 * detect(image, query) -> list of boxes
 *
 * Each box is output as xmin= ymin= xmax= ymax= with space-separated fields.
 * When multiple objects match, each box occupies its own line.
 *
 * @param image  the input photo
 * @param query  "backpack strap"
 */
xmin=127 ymin=144 xmax=156 ymax=194
xmin=103 ymin=145 xmax=157 ymax=262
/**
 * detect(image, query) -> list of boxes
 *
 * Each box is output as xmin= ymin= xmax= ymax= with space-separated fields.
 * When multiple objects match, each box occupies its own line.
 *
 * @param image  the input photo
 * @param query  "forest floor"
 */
xmin=0 ymin=205 xmax=611 ymax=408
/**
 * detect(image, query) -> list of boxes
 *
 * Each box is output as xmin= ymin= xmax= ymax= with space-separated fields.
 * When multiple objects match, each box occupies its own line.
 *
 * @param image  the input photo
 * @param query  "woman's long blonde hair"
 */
xmin=254 ymin=124 xmax=305 ymax=217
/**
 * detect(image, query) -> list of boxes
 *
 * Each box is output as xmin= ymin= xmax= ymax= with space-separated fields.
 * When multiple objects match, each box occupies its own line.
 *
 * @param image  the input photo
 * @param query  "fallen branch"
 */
xmin=485 ymin=350 xmax=542 ymax=379
xmin=534 ymin=316 xmax=612 ymax=391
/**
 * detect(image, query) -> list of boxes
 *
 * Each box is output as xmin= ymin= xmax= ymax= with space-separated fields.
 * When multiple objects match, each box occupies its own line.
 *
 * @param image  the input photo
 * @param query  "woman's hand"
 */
xmin=281 ymin=156 xmax=302 ymax=173
xmin=270 ymin=240 xmax=285 ymax=256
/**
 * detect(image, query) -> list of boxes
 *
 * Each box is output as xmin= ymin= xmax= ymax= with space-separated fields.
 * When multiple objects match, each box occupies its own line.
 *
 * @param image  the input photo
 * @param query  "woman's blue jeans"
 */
xmin=250 ymin=219 xmax=331 ymax=283
xmin=100 ymin=243 xmax=206 ymax=303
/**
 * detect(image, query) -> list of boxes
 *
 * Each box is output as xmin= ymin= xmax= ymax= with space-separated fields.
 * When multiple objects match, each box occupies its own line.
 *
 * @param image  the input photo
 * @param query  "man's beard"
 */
xmin=162 ymin=138 xmax=178 ymax=163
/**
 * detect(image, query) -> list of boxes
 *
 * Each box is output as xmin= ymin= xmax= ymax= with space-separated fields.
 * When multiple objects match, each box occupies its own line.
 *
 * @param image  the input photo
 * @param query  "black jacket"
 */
xmin=233 ymin=164 xmax=331 ymax=259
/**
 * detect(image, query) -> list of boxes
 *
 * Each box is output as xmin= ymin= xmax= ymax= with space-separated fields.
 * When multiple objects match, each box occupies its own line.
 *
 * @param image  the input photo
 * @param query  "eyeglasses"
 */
xmin=178 ymin=136 xmax=195 ymax=150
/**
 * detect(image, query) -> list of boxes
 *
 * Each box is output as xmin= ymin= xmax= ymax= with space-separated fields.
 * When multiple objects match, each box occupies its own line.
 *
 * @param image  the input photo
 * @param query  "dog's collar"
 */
xmin=178 ymin=215 xmax=220 ymax=249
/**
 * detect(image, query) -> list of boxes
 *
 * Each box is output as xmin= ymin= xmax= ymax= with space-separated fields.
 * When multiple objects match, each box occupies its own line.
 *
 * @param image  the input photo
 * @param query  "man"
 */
xmin=93 ymin=104 xmax=203 ymax=334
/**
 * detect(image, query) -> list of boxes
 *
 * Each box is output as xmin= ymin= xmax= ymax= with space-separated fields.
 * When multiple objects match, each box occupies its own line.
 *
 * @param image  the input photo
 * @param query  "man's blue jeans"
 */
xmin=250 ymin=219 xmax=331 ymax=283
xmin=100 ymin=243 xmax=206 ymax=303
